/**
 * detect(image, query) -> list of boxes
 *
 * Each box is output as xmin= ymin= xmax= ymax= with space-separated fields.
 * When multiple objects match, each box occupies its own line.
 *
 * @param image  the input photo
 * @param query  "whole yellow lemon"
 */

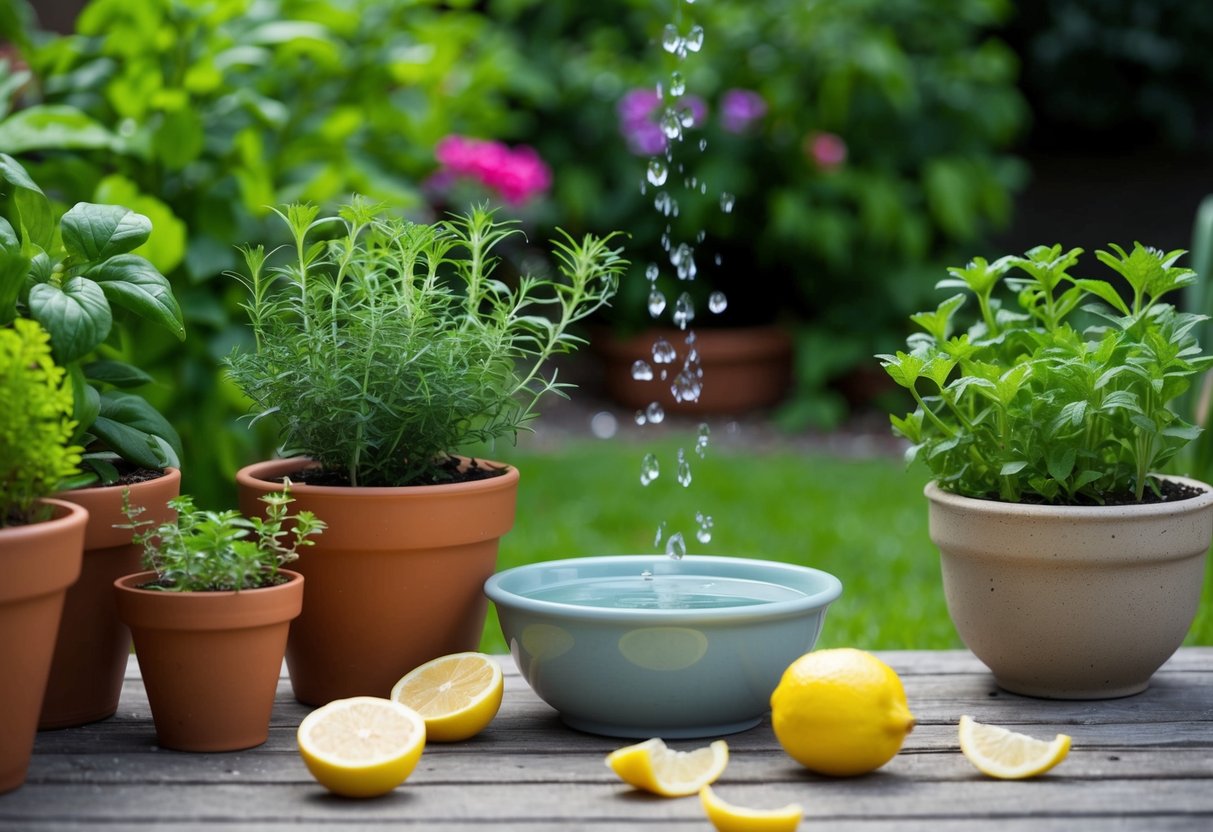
xmin=770 ymin=648 xmax=915 ymax=777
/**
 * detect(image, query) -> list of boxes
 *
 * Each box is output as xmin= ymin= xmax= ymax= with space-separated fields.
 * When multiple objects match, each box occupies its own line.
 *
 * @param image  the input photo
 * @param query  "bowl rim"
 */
xmin=484 ymin=554 xmax=842 ymax=623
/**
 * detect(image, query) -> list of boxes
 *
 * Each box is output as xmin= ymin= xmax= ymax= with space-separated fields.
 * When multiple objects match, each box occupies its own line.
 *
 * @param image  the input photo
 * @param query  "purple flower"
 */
xmin=617 ymin=87 xmax=708 ymax=157
xmin=720 ymin=88 xmax=767 ymax=134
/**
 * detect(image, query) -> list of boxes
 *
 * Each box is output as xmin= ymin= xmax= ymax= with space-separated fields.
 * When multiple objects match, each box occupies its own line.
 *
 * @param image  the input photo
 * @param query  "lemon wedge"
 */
xmin=958 ymin=715 xmax=1071 ymax=779
xmin=297 ymin=697 xmax=426 ymax=798
xmin=699 ymin=785 xmax=803 ymax=832
xmin=390 ymin=652 xmax=504 ymax=742
xmin=605 ymin=737 xmax=729 ymax=797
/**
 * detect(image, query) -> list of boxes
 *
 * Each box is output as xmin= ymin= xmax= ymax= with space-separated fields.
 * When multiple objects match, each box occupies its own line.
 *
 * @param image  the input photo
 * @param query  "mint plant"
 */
xmin=225 ymin=200 xmax=625 ymax=486
xmin=0 ymin=154 xmax=185 ymax=486
xmin=123 ymin=486 xmax=325 ymax=592
xmin=0 ymin=319 xmax=82 ymax=526
xmin=879 ymin=243 xmax=1211 ymax=504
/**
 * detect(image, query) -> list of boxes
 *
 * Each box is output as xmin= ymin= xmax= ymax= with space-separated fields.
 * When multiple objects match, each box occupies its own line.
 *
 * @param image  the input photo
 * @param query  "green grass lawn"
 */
xmin=478 ymin=432 xmax=1213 ymax=654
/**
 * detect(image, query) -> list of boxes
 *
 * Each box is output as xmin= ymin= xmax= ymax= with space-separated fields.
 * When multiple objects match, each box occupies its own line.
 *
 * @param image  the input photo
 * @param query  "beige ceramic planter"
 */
xmin=927 ymin=477 xmax=1213 ymax=699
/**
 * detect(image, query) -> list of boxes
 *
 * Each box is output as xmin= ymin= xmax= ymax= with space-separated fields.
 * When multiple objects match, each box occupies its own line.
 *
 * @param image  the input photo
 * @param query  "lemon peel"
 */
xmin=958 ymin=715 xmax=1071 ymax=779
xmin=699 ymin=784 xmax=803 ymax=832
xmin=605 ymin=737 xmax=728 ymax=797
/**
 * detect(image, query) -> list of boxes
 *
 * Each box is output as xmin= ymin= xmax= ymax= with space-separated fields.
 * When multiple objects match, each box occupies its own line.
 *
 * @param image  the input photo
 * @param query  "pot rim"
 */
xmin=236 ymin=456 xmax=518 ymax=497
xmin=114 ymin=568 xmax=304 ymax=597
xmin=924 ymin=475 xmax=1213 ymax=518
xmin=485 ymin=554 xmax=842 ymax=624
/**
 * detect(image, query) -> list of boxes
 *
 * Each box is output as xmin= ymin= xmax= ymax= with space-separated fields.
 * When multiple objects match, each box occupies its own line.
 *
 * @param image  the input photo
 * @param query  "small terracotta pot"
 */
xmin=114 ymin=570 xmax=304 ymax=752
xmin=0 ymin=500 xmax=87 ymax=793
xmin=595 ymin=324 xmax=793 ymax=414
xmin=927 ymin=476 xmax=1213 ymax=698
xmin=40 ymin=468 xmax=181 ymax=729
xmin=236 ymin=457 xmax=518 ymax=705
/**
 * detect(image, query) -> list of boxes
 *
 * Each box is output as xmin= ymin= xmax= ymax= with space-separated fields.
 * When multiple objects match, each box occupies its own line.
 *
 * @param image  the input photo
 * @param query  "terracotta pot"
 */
xmin=595 ymin=325 xmax=793 ymax=414
xmin=926 ymin=476 xmax=1213 ymax=699
xmin=236 ymin=457 xmax=518 ymax=706
xmin=114 ymin=569 xmax=304 ymax=752
xmin=39 ymin=468 xmax=181 ymax=729
xmin=0 ymin=500 xmax=87 ymax=793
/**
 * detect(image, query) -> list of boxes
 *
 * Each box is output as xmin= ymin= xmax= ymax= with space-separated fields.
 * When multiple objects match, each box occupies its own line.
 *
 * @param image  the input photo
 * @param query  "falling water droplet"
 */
xmin=720 ymin=192 xmax=735 ymax=213
xmin=631 ymin=359 xmax=654 ymax=381
xmin=648 ymin=289 xmax=667 ymax=318
xmin=698 ymin=138 xmax=708 ymax=151
xmin=714 ymin=253 xmax=723 ymax=266
xmin=670 ymin=71 xmax=686 ymax=97
xmin=654 ymin=521 xmax=666 ymax=548
xmin=686 ymin=25 xmax=704 ymax=52
xmin=695 ymin=512 xmax=714 ymax=543
xmin=696 ymin=229 xmax=706 ymax=243
xmin=661 ymin=24 xmax=681 ymax=54
xmin=665 ymin=532 xmax=687 ymax=559
xmin=640 ymin=453 xmax=660 ymax=486
xmin=696 ymin=423 xmax=710 ymax=458
xmin=709 ymin=291 xmax=728 ymax=314
xmin=654 ymin=191 xmax=675 ymax=216
xmin=671 ymin=369 xmax=702 ymax=403
xmin=645 ymin=262 xmax=660 ymax=282
xmin=685 ymin=330 xmax=697 ymax=345
xmin=651 ymin=338 xmax=677 ymax=364
xmin=646 ymin=402 xmax=666 ymax=424
xmin=635 ymin=409 xmax=647 ymax=426
xmin=673 ymin=292 xmax=695 ymax=329
xmin=647 ymin=159 xmax=668 ymax=187
xmin=677 ymin=448 xmax=692 ymax=487
xmin=660 ymin=108 xmax=683 ymax=140
xmin=678 ymin=106 xmax=695 ymax=128
xmin=672 ymin=244 xmax=697 ymax=280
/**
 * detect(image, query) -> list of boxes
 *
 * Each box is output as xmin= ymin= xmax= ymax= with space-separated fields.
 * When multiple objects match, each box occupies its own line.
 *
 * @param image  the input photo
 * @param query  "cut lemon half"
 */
xmin=297 ymin=697 xmax=426 ymax=798
xmin=700 ymin=785 xmax=803 ymax=832
xmin=605 ymin=737 xmax=728 ymax=797
xmin=390 ymin=652 xmax=504 ymax=742
xmin=958 ymin=715 xmax=1071 ymax=779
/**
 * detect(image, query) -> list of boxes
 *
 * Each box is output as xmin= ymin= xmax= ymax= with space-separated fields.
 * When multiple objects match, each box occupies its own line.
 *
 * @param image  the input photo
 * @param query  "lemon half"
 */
xmin=605 ymin=737 xmax=729 ymax=797
xmin=297 ymin=696 xmax=426 ymax=798
xmin=958 ymin=715 xmax=1071 ymax=779
xmin=391 ymin=652 xmax=504 ymax=742
xmin=699 ymin=784 xmax=803 ymax=832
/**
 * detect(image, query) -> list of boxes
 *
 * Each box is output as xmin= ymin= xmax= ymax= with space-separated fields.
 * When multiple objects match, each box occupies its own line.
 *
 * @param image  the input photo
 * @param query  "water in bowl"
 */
xmin=524 ymin=575 xmax=806 ymax=610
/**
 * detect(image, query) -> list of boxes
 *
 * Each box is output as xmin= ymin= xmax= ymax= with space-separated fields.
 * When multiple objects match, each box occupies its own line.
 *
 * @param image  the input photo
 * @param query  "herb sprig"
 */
xmin=879 ymin=243 xmax=1211 ymax=504
xmin=225 ymin=200 xmax=625 ymax=486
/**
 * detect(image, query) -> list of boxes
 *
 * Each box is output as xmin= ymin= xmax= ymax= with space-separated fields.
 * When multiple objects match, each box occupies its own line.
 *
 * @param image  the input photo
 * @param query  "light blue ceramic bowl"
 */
xmin=484 ymin=555 xmax=842 ymax=738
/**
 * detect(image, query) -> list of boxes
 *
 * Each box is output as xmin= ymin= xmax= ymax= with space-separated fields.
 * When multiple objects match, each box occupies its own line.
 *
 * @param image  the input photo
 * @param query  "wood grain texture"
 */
xmin=3 ymin=649 xmax=1211 ymax=831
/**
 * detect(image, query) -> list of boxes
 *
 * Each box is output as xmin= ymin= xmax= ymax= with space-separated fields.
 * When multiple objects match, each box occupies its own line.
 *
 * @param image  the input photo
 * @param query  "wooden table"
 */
xmin=4 ymin=649 xmax=1212 ymax=830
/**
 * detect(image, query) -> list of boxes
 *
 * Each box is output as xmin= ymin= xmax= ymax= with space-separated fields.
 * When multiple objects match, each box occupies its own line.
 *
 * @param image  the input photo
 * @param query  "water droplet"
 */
xmin=696 ymin=229 xmax=706 ymax=243
xmin=695 ymin=512 xmax=714 ymax=543
xmin=714 ymin=253 xmax=723 ymax=266
xmin=671 ymin=369 xmax=702 ymax=403
xmin=639 ymin=180 xmax=646 ymax=196
xmin=645 ymin=263 xmax=660 ymax=282
xmin=677 ymin=448 xmax=692 ymax=487
xmin=665 ymin=532 xmax=687 ymax=559
xmin=670 ymin=71 xmax=686 ymax=97
xmin=654 ymin=521 xmax=666 ymax=548
xmin=660 ymin=108 xmax=682 ymax=140
xmin=631 ymin=359 xmax=654 ymax=381
xmin=720 ymin=192 xmax=735 ymax=213
xmin=654 ymin=191 xmax=675 ymax=216
xmin=646 ymin=401 xmax=666 ymax=424
xmin=660 ymin=369 xmax=668 ymax=381
xmin=651 ymin=338 xmax=677 ymax=364
xmin=661 ymin=24 xmax=681 ymax=54
xmin=641 ymin=569 xmax=653 ymax=581
xmin=696 ymin=423 xmax=710 ymax=457
xmin=672 ymin=243 xmax=697 ymax=280
xmin=678 ymin=106 xmax=695 ymax=128
xmin=660 ymin=231 xmax=671 ymax=251
xmin=590 ymin=411 xmax=618 ymax=439
xmin=698 ymin=138 xmax=708 ymax=151
xmin=647 ymin=159 xmax=668 ymax=187
xmin=634 ymin=409 xmax=647 ymax=426
xmin=709 ymin=291 xmax=728 ymax=314
xmin=686 ymin=25 xmax=704 ymax=52
xmin=640 ymin=453 xmax=660 ymax=486
xmin=685 ymin=330 xmax=697 ymax=345
xmin=648 ymin=289 xmax=667 ymax=318
xmin=673 ymin=292 xmax=695 ymax=329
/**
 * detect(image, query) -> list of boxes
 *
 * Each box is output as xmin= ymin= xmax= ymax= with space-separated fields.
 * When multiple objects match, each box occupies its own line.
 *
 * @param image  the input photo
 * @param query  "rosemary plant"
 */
xmin=879 ymin=243 xmax=1212 ymax=504
xmin=226 ymin=201 xmax=625 ymax=486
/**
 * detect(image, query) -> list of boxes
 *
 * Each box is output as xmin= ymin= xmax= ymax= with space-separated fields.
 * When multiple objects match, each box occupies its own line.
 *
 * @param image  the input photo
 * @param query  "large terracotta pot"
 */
xmin=926 ymin=476 xmax=1213 ymax=699
xmin=236 ymin=457 xmax=519 ymax=706
xmin=40 ymin=468 xmax=181 ymax=729
xmin=114 ymin=569 xmax=304 ymax=752
xmin=0 ymin=499 xmax=87 ymax=793
xmin=596 ymin=325 xmax=793 ymax=414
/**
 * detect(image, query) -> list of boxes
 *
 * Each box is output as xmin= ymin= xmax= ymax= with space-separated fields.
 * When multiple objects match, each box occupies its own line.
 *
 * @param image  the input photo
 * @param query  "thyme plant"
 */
xmin=226 ymin=201 xmax=625 ymax=486
xmin=879 ymin=243 xmax=1211 ymax=504
xmin=123 ymin=486 xmax=325 ymax=592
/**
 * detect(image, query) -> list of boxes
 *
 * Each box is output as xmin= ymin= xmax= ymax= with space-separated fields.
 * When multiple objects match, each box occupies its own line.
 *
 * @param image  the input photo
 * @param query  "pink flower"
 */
xmin=805 ymin=132 xmax=847 ymax=171
xmin=720 ymin=89 xmax=766 ymax=134
xmin=433 ymin=135 xmax=552 ymax=205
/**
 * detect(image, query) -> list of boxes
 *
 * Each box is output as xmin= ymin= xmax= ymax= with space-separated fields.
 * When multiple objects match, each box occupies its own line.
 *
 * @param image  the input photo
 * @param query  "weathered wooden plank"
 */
xmin=3 ymin=779 xmax=1213 ymax=824
xmin=21 ymin=747 xmax=1213 ymax=786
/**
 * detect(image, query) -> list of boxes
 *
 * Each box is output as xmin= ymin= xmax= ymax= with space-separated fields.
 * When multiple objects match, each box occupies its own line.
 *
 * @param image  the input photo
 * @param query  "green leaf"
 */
xmin=0 ymin=216 xmax=27 ymax=325
xmin=67 ymin=363 xmax=101 ymax=445
xmin=1074 ymin=279 xmax=1131 ymax=316
xmin=93 ymin=175 xmax=187 ymax=274
xmin=0 ymin=104 xmax=122 ymax=154
xmin=84 ymin=359 xmax=154 ymax=388
xmin=86 ymin=254 xmax=184 ymax=338
xmin=1000 ymin=460 xmax=1028 ymax=475
xmin=93 ymin=391 xmax=182 ymax=469
xmin=152 ymin=107 xmax=205 ymax=170
xmin=0 ymin=152 xmax=53 ymax=251
xmin=1046 ymin=446 xmax=1076 ymax=482
xmin=61 ymin=204 xmax=152 ymax=264
xmin=28 ymin=277 xmax=112 ymax=363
